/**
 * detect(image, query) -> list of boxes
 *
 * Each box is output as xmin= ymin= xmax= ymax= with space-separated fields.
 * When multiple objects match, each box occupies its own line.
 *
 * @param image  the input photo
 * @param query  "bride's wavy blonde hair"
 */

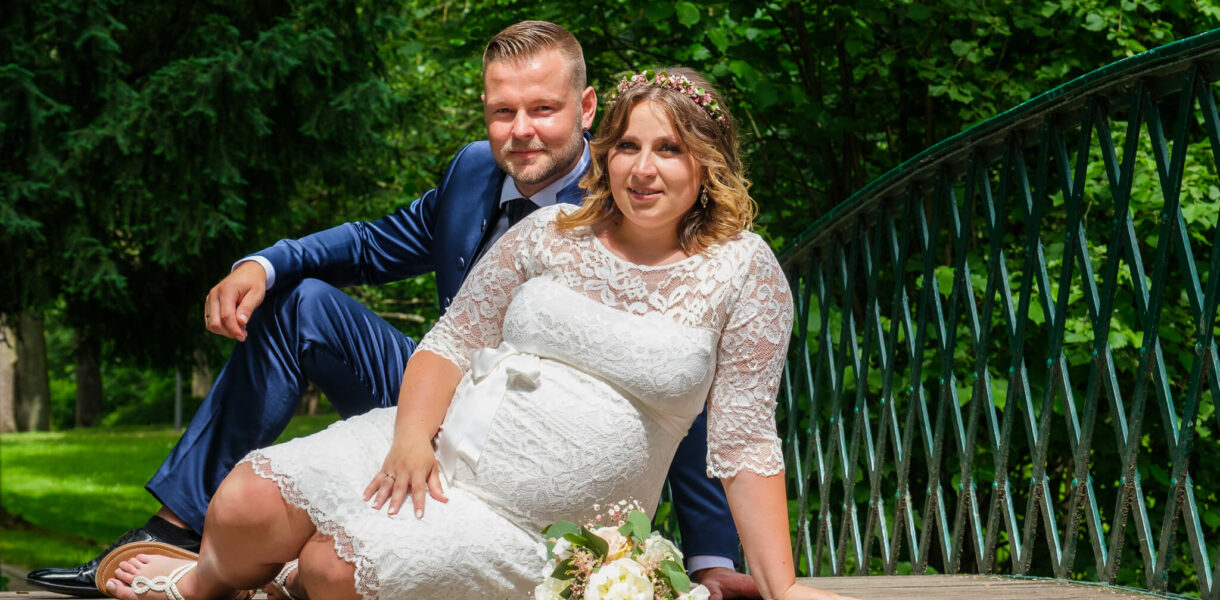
xmin=556 ymin=67 xmax=755 ymax=254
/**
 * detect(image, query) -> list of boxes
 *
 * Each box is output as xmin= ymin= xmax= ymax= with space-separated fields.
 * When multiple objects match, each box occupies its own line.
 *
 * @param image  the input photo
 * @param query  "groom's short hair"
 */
xmin=483 ymin=21 xmax=586 ymax=92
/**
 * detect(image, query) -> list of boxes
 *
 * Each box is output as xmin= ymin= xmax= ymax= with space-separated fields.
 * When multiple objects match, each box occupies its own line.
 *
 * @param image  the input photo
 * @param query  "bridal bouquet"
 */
xmin=534 ymin=500 xmax=710 ymax=600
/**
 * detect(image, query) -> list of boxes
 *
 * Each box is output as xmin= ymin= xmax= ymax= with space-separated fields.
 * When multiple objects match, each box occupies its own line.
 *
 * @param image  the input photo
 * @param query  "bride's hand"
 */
xmin=779 ymin=582 xmax=860 ymax=600
xmin=362 ymin=437 xmax=448 ymax=518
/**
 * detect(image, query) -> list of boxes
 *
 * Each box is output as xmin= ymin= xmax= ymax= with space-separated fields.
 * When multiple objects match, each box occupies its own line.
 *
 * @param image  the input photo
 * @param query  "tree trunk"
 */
xmin=74 ymin=332 xmax=103 ymax=428
xmin=302 ymin=382 xmax=321 ymax=416
xmin=14 ymin=310 xmax=51 ymax=431
xmin=191 ymin=349 xmax=214 ymax=399
xmin=0 ymin=316 xmax=17 ymax=433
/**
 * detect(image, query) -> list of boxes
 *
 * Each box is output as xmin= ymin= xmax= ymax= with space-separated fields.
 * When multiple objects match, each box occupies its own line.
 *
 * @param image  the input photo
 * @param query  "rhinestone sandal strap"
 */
xmin=273 ymin=559 xmax=299 ymax=600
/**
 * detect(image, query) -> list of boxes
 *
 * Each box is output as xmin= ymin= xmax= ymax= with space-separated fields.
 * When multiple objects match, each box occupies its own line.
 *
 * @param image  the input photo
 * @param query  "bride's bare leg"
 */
xmin=297 ymin=530 xmax=360 ymax=600
xmin=105 ymin=462 xmax=317 ymax=599
xmin=199 ymin=462 xmax=317 ymax=588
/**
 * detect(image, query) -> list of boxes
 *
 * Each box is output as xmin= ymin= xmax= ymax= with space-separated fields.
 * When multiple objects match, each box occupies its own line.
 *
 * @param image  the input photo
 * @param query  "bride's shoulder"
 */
xmin=709 ymin=229 xmax=780 ymax=269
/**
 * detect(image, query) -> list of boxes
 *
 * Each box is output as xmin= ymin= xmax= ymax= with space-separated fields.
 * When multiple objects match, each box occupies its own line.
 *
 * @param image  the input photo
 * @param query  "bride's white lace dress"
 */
xmin=242 ymin=205 xmax=792 ymax=600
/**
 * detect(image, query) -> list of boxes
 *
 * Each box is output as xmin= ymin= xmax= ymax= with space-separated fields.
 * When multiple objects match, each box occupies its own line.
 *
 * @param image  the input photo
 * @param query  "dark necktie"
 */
xmin=503 ymin=197 xmax=539 ymax=225
xmin=476 ymin=197 xmax=540 ymax=264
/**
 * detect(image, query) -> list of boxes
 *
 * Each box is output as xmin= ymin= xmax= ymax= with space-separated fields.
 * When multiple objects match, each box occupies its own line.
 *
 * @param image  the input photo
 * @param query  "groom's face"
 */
xmin=483 ymin=48 xmax=596 ymax=197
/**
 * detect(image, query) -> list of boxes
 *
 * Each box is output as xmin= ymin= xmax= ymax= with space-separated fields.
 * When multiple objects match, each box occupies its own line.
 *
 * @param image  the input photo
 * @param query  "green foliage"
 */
xmin=2 ymin=0 xmax=412 ymax=368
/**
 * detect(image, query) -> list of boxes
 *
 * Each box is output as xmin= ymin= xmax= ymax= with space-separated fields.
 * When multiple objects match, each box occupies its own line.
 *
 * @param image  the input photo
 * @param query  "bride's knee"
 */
xmin=208 ymin=462 xmax=285 ymax=528
xmin=298 ymin=532 xmax=359 ymax=600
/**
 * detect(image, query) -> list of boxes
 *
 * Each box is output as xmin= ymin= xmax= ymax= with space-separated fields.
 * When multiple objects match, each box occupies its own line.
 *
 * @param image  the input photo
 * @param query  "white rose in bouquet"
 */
xmin=552 ymin=537 xmax=574 ymax=560
xmin=534 ymin=576 xmax=570 ymax=600
xmin=640 ymin=531 xmax=682 ymax=563
xmin=583 ymin=558 xmax=653 ymax=600
xmin=679 ymin=584 xmax=711 ymax=600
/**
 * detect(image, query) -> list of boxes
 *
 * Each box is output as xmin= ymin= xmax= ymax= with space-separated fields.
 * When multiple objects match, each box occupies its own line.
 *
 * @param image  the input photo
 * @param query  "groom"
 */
xmin=27 ymin=20 xmax=757 ymax=600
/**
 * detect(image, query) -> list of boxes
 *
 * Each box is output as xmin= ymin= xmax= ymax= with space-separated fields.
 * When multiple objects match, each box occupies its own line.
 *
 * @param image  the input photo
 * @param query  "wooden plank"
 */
xmin=796 ymin=575 xmax=1167 ymax=599
xmin=0 ymin=576 xmax=1168 ymax=599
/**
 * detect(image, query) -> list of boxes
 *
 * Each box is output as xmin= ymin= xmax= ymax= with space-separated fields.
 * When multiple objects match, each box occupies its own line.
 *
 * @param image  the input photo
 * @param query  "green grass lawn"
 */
xmin=0 ymin=415 xmax=340 ymax=579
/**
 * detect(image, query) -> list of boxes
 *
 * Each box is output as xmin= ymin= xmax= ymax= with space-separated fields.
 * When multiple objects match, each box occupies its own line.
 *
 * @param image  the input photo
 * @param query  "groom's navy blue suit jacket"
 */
xmin=254 ymin=140 xmax=739 ymax=564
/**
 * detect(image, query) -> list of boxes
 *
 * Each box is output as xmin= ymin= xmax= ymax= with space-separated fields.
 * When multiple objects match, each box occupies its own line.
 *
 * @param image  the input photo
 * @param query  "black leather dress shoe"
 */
xmin=25 ymin=517 xmax=202 ymax=598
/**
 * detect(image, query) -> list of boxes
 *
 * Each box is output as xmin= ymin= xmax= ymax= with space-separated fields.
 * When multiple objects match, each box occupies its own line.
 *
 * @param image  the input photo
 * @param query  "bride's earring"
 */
xmin=699 ymin=187 xmax=709 ymax=209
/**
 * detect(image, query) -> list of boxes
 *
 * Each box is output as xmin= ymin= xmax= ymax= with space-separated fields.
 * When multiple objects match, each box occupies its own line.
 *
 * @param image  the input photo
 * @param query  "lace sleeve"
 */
xmin=706 ymin=239 xmax=794 ymax=478
xmin=415 ymin=214 xmax=541 ymax=372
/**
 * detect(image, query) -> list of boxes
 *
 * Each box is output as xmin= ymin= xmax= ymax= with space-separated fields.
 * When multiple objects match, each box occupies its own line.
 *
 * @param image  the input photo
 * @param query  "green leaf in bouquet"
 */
xmin=562 ymin=532 xmax=592 ymax=550
xmin=660 ymin=559 xmax=691 ymax=593
xmin=618 ymin=510 xmax=652 ymax=544
xmin=543 ymin=520 xmax=581 ymax=539
xmin=580 ymin=525 xmax=610 ymax=558
xmin=543 ymin=520 xmax=581 ymax=557
xmin=551 ymin=557 xmax=576 ymax=580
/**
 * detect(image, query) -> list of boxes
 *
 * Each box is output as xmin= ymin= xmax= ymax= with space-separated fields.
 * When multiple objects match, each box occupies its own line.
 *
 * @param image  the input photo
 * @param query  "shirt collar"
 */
xmin=499 ymin=140 xmax=591 ymax=208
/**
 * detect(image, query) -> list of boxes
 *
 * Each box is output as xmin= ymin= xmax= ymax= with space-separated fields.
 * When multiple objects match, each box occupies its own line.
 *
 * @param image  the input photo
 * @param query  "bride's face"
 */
xmin=607 ymin=101 xmax=701 ymax=241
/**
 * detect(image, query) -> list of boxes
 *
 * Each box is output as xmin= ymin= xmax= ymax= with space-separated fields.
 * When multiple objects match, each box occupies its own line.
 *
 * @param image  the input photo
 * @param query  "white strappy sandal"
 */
xmin=95 ymin=541 xmax=253 ymax=600
xmin=130 ymin=562 xmax=196 ymax=600
xmin=271 ymin=559 xmax=300 ymax=600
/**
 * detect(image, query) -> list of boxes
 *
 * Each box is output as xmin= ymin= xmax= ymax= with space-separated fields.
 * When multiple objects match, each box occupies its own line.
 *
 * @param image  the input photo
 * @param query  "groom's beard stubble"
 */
xmin=495 ymin=124 xmax=585 ymax=188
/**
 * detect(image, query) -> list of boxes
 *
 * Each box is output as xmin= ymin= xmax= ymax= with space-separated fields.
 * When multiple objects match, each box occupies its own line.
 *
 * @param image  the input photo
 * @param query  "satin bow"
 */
xmin=436 ymin=341 xmax=541 ymax=479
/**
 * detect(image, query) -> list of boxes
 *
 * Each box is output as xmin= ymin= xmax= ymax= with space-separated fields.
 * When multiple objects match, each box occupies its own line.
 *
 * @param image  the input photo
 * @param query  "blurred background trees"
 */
xmin=2 ymin=0 xmax=1218 ymax=431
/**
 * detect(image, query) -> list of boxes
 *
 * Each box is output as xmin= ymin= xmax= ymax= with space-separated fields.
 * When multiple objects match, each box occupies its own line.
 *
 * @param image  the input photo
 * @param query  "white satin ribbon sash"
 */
xmin=435 ymin=341 xmax=541 ymax=478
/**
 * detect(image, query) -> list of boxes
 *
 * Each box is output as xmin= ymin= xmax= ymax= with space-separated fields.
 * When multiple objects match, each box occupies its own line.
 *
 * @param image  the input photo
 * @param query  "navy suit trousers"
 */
xmin=146 ymin=279 xmax=417 ymax=532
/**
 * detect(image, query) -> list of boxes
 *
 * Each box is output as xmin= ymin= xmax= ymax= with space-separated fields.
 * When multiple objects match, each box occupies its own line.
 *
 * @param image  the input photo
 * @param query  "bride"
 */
xmin=99 ymin=66 xmax=852 ymax=600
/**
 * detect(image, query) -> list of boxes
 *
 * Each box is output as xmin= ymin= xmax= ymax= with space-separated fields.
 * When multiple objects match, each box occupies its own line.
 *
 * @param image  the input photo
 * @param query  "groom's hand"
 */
xmin=693 ymin=567 xmax=761 ymax=600
xmin=205 ymin=261 xmax=267 ymax=342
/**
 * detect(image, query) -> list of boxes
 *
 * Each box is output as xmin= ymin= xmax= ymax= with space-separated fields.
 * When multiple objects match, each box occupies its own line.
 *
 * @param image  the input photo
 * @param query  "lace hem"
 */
xmin=242 ymin=453 xmax=381 ymax=600
xmin=706 ymin=443 xmax=786 ymax=479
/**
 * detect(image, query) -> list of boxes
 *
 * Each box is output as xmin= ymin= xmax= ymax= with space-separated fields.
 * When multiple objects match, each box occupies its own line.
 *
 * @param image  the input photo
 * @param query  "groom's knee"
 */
xmin=255 ymin=278 xmax=346 ymax=329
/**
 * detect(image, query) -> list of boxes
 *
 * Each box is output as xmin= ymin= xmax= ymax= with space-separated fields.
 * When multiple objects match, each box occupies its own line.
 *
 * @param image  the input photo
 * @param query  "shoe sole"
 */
xmin=23 ymin=577 xmax=108 ymax=598
xmin=94 ymin=541 xmax=199 ymax=596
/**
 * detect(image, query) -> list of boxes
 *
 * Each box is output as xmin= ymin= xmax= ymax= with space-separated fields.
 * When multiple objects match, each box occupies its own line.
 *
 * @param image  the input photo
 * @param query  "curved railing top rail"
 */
xmin=778 ymin=27 xmax=1220 ymax=266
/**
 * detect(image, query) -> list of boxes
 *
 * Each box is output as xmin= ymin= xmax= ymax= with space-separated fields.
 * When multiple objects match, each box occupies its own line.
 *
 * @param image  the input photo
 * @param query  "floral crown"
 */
xmin=607 ymin=69 xmax=727 ymax=127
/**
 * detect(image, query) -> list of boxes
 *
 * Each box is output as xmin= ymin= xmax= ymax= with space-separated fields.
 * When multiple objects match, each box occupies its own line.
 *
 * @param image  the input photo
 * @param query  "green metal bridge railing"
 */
xmin=777 ymin=28 xmax=1220 ymax=598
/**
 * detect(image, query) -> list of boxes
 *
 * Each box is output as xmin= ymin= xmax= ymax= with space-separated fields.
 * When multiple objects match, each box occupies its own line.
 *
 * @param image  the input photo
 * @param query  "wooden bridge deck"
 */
xmin=0 ymin=575 xmax=1169 ymax=599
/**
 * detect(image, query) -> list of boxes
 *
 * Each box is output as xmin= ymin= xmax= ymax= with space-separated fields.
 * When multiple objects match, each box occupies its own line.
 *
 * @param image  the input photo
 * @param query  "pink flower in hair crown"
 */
xmin=607 ymin=69 xmax=727 ymax=127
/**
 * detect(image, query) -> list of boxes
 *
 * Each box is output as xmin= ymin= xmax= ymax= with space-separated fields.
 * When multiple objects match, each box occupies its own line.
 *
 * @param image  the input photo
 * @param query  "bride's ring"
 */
xmin=383 ymin=473 xmax=395 ymax=479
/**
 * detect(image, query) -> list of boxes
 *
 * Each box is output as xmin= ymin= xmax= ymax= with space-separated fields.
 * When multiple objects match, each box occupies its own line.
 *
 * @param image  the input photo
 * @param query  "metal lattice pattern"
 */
xmin=778 ymin=30 xmax=1220 ymax=598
